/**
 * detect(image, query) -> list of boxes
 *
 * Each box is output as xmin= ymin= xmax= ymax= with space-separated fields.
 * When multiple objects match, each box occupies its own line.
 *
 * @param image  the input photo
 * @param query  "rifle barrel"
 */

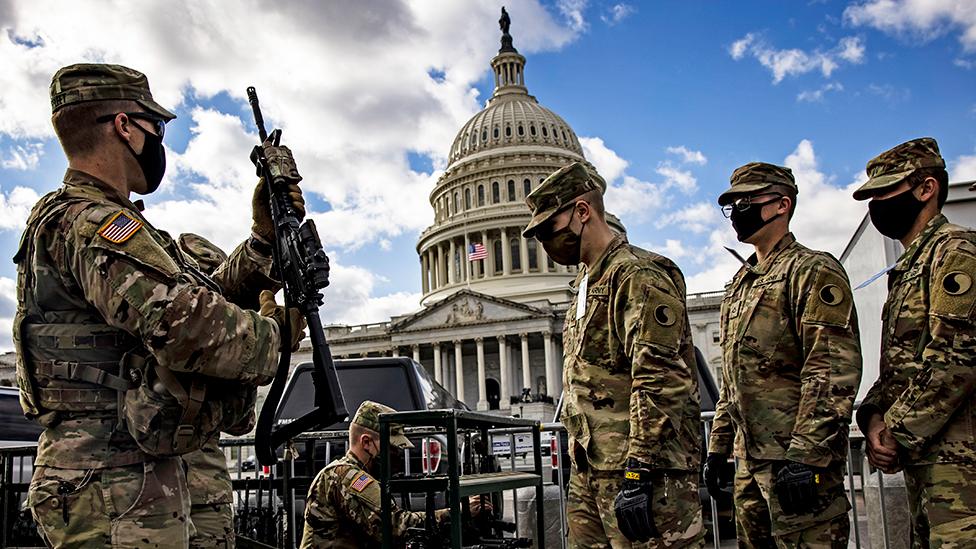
xmin=246 ymin=86 xmax=269 ymax=142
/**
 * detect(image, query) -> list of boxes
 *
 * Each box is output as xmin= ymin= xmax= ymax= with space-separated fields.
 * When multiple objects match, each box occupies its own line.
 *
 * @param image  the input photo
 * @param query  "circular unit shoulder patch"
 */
xmin=819 ymin=284 xmax=844 ymax=306
xmin=941 ymin=271 xmax=972 ymax=296
xmin=654 ymin=304 xmax=676 ymax=326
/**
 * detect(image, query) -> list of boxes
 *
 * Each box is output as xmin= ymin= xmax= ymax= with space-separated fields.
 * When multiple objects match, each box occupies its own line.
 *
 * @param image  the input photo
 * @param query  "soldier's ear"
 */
xmin=915 ymin=177 xmax=938 ymax=203
xmin=575 ymin=200 xmax=591 ymax=223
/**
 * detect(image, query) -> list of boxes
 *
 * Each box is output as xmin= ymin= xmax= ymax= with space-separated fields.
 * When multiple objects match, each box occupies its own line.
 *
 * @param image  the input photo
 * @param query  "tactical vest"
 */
xmin=14 ymin=187 xmax=218 ymax=457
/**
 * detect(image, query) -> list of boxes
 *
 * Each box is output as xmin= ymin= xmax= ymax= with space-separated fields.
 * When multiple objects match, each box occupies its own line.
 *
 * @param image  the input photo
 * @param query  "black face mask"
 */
xmin=541 ymin=218 xmax=582 ymax=265
xmin=127 ymin=123 xmax=166 ymax=194
xmin=868 ymin=187 xmax=926 ymax=240
xmin=730 ymin=200 xmax=780 ymax=242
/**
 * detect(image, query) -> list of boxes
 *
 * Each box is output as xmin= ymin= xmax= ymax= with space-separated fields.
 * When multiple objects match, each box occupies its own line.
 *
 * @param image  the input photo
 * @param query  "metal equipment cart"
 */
xmin=379 ymin=409 xmax=545 ymax=548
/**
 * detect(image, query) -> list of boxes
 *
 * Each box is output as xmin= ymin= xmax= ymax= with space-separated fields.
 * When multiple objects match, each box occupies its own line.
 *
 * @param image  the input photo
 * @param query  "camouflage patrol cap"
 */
xmin=50 ymin=63 xmax=176 ymax=120
xmin=522 ymin=162 xmax=606 ymax=238
xmin=853 ymin=137 xmax=945 ymax=201
xmin=717 ymin=162 xmax=797 ymax=206
xmin=352 ymin=400 xmax=414 ymax=449
xmin=177 ymin=233 xmax=228 ymax=275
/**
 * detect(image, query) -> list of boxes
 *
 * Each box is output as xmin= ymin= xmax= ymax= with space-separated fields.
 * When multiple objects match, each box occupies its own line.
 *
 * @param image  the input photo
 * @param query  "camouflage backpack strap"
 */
xmin=151 ymin=362 xmax=207 ymax=454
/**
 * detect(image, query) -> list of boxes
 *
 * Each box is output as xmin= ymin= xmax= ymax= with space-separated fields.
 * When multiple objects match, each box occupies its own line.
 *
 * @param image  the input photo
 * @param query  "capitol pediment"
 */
xmin=391 ymin=289 xmax=548 ymax=333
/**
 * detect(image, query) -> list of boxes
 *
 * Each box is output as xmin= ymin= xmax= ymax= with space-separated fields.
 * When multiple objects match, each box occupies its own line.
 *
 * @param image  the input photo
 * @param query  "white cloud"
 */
xmin=557 ymin=0 xmax=590 ymax=32
xmin=580 ymin=136 xmax=629 ymax=182
xmin=838 ymin=36 xmax=867 ymax=62
xmin=657 ymin=201 xmax=722 ymax=234
xmin=797 ymin=82 xmax=845 ymax=102
xmin=953 ymin=57 xmax=975 ymax=69
xmin=784 ymin=139 xmax=867 ymax=256
xmin=604 ymin=175 xmax=664 ymax=221
xmin=867 ymin=82 xmax=912 ymax=104
xmin=0 ymin=186 xmax=41 ymax=231
xmin=844 ymin=0 xmax=976 ymax=51
xmin=950 ymin=149 xmax=976 ymax=182
xmin=601 ymin=4 xmax=635 ymax=26
xmin=656 ymin=163 xmax=698 ymax=194
xmin=321 ymin=264 xmax=422 ymax=326
xmin=666 ymin=145 xmax=707 ymax=165
xmin=729 ymin=34 xmax=755 ymax=60
xmin=728 ymin=33 xmax=866 ymax=83
xmin=1 ymin=142 xmax=44 ymax=170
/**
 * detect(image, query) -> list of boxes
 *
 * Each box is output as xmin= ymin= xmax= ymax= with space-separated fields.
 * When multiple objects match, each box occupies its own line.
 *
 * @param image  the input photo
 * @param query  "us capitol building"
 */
xmin=295 ymin=13 xmax=724 ymax=415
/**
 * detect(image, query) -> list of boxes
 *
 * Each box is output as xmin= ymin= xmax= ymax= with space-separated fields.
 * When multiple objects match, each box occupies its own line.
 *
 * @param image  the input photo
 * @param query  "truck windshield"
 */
xmin=276 ymin=361 xmax=423 ymax=429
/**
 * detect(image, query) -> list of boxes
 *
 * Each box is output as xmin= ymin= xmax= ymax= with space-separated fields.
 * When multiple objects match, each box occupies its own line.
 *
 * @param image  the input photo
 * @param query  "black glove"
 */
xmin=703 ymin=453 xmax=732 ymax=500
xmin=613 ymin=459 xmax=658 ymax=542
xmin=774 ymin=461 xmax=822 ymax=515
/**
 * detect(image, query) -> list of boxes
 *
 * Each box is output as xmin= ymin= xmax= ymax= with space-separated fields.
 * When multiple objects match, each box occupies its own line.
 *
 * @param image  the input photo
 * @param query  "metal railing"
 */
xmin=0 ymin=414 xmax=898 ymax=549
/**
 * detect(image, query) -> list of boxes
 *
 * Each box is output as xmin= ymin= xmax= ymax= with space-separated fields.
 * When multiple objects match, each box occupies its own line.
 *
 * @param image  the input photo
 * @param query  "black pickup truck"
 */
xmin=273 ymin=357 xmax=468 ymax=482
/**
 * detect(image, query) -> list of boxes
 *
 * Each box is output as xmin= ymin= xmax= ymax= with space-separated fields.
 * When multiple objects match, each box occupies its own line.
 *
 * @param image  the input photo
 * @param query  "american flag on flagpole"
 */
xmin=467 ymin=243 xmax=487 ymax=261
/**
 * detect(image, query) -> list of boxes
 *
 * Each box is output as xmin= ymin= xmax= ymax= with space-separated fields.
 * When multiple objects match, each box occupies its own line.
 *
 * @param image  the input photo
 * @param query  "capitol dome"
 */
xmin=416 ymin=15 xmax=624 ymax=307
xmin=447 ymin=89 xmax=585 ymax=164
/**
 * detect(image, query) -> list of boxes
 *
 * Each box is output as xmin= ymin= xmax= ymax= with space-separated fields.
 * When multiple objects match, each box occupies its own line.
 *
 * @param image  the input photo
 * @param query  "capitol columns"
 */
xmin=453 ymin=339 xmax=465 ymax=402
xmin=421 ymin=253 xmax=429 ymax=293
xmin=520 ymin=234 xmax=530 ymax=274
xmin=543 ymin=331 xmax=557 ymax=398
xmin=520 ymin=332 xmax=531 ymax=393
xmin=476 ymin=337 xmax=488 ymax=410
xmin=481 ymin=230 xmax=492 ymax=277
xmin=464 ymin=233 xmax=472 ymax=281
xmin=500 ymin=227 xmax=512 ymax=275
xmin=436 ymin=245 xmax=445 ymax=288
xmin=412 ymin=344 xmax=420 ymax=364
xmin=497 ymin=335 xmax=511 ymax=408
xmin=448 ymin=239 xmax=457 ymax=284
xmin=433 ymin=341 xmax=442 ymax=384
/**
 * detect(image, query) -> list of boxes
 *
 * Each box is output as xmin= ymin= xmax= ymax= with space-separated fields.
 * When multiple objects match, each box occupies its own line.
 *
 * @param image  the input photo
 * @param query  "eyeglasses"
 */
xmin=96 ymin=112 xmax=166 ymax=138
xmin=533 ymin=202 xmax=578 ymax=241
xmin=721 ymin=193 xmax=783 ymax=218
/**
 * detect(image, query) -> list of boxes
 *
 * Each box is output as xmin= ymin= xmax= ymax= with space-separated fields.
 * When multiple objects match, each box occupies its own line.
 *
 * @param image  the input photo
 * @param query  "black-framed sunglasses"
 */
xmin=95 ymin=112 xmax=166 ymax=138
xmin=721 ymin=193 xmax=783 ymax=218
xmin=533 ymin=202 xmax=579 ymax=241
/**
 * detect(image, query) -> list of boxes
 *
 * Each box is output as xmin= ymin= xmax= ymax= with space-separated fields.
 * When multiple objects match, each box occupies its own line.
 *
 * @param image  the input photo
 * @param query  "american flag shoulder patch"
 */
xmin=350 ymin=472 xmax=373 ymax=492
xmin=97 ymin=211 xmax=143 ymax=244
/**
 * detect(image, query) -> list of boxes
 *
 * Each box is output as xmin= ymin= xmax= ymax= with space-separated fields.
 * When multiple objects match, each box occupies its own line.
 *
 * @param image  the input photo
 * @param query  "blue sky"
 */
xmin=1 ymin=0 xmax=974 ymax=351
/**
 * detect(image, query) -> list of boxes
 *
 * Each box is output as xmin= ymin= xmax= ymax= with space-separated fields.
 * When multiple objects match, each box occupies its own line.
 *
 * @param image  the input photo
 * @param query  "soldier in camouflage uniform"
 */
xmin=14 ymin=64 xmax=306 ymax=548
xmin=852 ymin=138 xmax=976 ymax=548
xmin=300 ymin=401 xmax=490 ymax=547
xmin=704 ymin=162 xmax=863 ymax=548
xmin=523 ymin=162 xmax=704 ymax=548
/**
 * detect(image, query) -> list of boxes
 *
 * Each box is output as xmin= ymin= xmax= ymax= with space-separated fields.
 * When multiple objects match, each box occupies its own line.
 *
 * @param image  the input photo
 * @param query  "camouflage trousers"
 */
xmin=567 ymin=464 xmax=704 ymax=548
xmin=184 ymin=443 xmax=236 ymax=549
xmin=27 ymin=457 xmax=191 ymax=548
xmin=903 ymin=462 xmax=976 ymax=549
xmin=733 ymin=458 xmax=850 ymax=549
xmin=189 ymin=502 xmax=235 ymax=549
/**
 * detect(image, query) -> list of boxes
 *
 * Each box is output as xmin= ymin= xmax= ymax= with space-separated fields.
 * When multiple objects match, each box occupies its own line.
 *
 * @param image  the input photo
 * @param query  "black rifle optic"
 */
xmin=247 ymin=86 xmax=347 ymax=466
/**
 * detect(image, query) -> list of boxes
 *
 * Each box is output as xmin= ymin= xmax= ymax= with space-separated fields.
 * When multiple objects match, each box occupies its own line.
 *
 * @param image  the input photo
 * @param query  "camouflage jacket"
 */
xmin=13 ymin=169 xmax=280 ymax=468
xmin=709 ymin=233 xmax=862 ymax=467
xmin=856 ymin=215 xmax=976 ymax=465
xmin=561 ymin=234 xmax=702 ymax=472
xmin=300 ymin=451 xmax=449 ymax=548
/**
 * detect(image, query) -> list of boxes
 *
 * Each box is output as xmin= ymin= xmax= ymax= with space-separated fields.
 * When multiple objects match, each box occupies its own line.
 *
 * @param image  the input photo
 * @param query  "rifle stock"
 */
xmin=247 ymin=86 xmax=347 ymax=466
